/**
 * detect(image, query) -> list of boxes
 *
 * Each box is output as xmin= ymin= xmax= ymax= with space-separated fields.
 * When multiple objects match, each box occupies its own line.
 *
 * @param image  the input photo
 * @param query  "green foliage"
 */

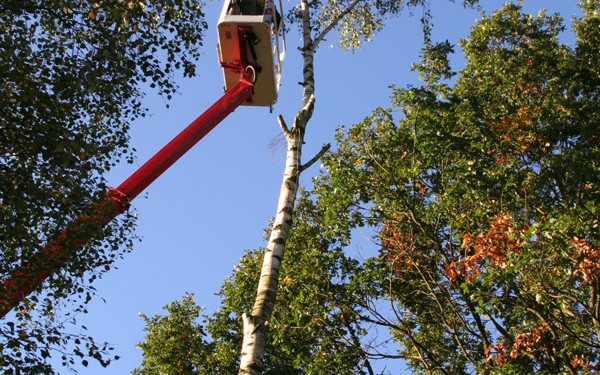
xmin=136 ymin=192 xmax=374 ymax=374
xmin=135 ymin=2 xmax=598 ymax=374
xmin=315 ymin=2 xmax=599 ymax=373
xmin=133 ymin=294 xmax=213 ymax=375
xmin=284 ymin=0 xmax=480 ymax=50
xmin=0 ymin=0 xmax=207 ymax=372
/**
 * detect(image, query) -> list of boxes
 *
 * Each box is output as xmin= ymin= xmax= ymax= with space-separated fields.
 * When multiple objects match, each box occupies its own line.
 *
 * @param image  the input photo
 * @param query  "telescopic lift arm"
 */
xmin=0 ymin=0 xmax=284 ymax=319
xmin=0 ymin=78 xmax=254 ymax=318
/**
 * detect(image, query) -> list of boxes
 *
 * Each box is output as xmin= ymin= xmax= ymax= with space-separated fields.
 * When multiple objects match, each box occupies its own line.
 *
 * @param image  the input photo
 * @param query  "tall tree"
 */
xmin=316 ymin=2 xmax=599 ymax=373
xmin=135 ymin=192 xmax=374 ymax=374
xmin=135 ymin=1 xmax=599 ymax=374
xmin=0 ymin=0 xmax=207 ymax=372
xmin=237 ymin=0 xmax=479 ymax=373
xmin=134 ymin=1 xmax=481 ymax=374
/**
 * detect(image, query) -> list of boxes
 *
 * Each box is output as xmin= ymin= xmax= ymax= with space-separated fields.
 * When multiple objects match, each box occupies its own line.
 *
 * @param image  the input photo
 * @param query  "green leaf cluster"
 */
xmin=136 ymin=192 xmax=376 ymax=374
xmin=314 ymin=2 xmax=600 ymax=373
xmin=0 ymin=0 xmax=207 ymax=372
xmin=133 ymin=293 xmax=213 ymax=375
xmin=284 ymin=0 xmax=479 ymax=50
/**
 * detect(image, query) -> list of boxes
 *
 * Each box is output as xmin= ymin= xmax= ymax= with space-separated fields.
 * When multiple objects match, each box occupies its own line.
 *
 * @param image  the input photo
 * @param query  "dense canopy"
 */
xmin=136 ymin=2 xmax=599 ymax=373
xmin=0 ymin=0 xmax=206 ymax=371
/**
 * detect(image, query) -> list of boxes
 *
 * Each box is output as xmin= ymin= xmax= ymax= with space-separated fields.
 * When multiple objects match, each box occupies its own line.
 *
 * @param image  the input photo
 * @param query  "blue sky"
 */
xmin=56 ymin=1 xmax=581 ymax=373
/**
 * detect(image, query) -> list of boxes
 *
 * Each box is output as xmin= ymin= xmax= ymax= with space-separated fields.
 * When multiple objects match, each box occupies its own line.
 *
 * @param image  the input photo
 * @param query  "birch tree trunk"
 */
xmin=237 ymin=1 xmax=316 ymax=373
xmin=237 ymin=0 xmax=366 ymax=371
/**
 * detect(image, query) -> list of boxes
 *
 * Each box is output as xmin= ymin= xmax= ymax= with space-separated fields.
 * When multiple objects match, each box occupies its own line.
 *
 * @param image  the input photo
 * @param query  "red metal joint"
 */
xmin=106 ymin=187 xmax=129 ymax=214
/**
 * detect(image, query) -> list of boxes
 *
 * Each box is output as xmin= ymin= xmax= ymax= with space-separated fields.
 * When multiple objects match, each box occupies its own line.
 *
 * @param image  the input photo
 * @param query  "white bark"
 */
xmin=238 ymin=94 xmax=313 ymax=374
xmin=237 ymin=0 xmax=359 ymax=373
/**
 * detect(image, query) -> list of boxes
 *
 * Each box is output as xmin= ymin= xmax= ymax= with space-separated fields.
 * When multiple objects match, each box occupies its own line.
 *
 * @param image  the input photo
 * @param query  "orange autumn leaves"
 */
xmin=445 ymin=212 xmax=524 ymax=283
xmin=571 ymin=236 xmax=600 ymax=283
xmin=485 ymin=325 xmax=550 ymax=366
xmin=380 ymin=212 xmax=600 ymax=285
xmin=379 ymin=223 xmax=416 ymax=278
xmin=485 ymin=324 xmax=596 ymax=370
xmin=379 ymin=213 xmax=599 ymax=369
xmin=444 ymin=214 xmax=600 ymax=285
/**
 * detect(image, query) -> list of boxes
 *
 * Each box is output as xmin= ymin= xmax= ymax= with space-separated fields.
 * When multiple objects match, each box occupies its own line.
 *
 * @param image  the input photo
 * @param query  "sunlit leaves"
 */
xmin=133 ymin=294 xmax=214 ymax=375
xmin=135 ymin=193 xmax=370 ymax=373
xmin=445 ymin=212 xmax=525 ymax=283
xmin=312 ymin=2 xmax=600 ymax=373
xmin=285 ymin=0 xmax=480 ymax=50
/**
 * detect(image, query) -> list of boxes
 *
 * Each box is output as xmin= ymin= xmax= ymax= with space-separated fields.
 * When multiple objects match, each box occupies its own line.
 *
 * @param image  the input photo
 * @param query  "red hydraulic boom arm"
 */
xmin=0 ymin=78 xmax=254 ymax=318
xmin=1 ymin=0 xmax=285 ymax=319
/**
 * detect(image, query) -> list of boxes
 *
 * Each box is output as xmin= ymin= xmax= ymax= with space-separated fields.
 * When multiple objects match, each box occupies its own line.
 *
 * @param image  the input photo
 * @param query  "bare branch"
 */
xmin=299 ymin=143 xmax=330 ymax=173
xmin=277 ymin=114 xmax=292 ymax=139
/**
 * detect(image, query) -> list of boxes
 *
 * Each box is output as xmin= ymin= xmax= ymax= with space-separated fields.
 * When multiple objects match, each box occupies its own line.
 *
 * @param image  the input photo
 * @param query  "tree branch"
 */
xmin=312 ymin=0 xmax=363 ymax=50
xmin=299 ymin=143 xmax=330 ymax=173
xmin=341 ymin=316 xmax=375 ymax=375
xmin=277 ymin=115 xmax=292 ymax=139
